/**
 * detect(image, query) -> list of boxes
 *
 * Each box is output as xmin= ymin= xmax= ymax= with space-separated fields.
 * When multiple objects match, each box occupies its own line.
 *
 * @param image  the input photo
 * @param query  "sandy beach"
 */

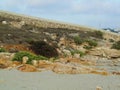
xmin=0 ymin=69 xmax=120 ymax=90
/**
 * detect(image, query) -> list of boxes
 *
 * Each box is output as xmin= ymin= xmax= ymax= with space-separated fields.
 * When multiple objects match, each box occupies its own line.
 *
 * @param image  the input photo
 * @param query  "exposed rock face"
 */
xmin=17 ymin=64 xmax=38 ymax=72
xmin=38 ymin=60 xmax=54 ymax=70
xmin=89 ymin=47 xmax=120 ymax=58
xmin=0 ymin=52 xmax=15 ymax=61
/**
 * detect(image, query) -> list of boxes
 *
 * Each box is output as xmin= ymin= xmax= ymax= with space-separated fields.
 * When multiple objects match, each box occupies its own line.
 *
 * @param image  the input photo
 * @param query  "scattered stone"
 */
xmin=96 ymin=86 xmax=102 ymax=90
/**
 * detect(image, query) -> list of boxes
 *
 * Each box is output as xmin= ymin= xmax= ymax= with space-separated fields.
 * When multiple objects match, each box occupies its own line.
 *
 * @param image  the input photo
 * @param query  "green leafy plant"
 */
xmin=0 ymin=47 xmax=6 ymax=52
xmin=111 ymin=41 xmax=120 ymax=50
xmin=73 ymin=36 xmax=84 ymax=45
xmin=12 ymin=51 xmax=48 ymax=64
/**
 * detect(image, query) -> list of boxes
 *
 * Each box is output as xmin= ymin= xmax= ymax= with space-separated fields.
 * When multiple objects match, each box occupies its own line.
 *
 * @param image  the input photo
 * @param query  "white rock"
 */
xmin=62 ymin=49 xmax=71 ymax=56
xmin=22 ymin=56 xmax=29 ymax=64
xmin=2 ymin=21 xmax=7 ymax=24
xmin=32 ymin=60 xmax=38 ymax=67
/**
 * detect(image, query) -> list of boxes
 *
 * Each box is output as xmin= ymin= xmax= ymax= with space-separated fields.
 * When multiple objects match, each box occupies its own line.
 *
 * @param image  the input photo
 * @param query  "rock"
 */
xmin=89 ymin=47 xmax=120 ymax=58
xmin=51 ymin=34 xmax=57 ymax=40
xmin=2 ymin=21 xmax=7 ymax=24
xmin=0 ymin=64 xmax=7 ymax=69
xmin=73 ymin=53 xmax=80 ymax=58
xmin=20 ymin=21 xmax=25 ymax=26
xmin=38 ymin=60 xmax=54 ymax=70
xmin=112 ymin=72 xmax=120 ymax=75
xmin=32 ymin=60 xmax=38 ymax=67
xmin=0 ymin=58 xmax=13 ymax=68
xmin=52 ymin=62 xmax=96 ymax=74
xmin=58 ymin=37 xmax=66 ymax=47
xmin=0 ymin=52 xmax=15 ymax=60
xmin=96 ymin=86 xmax=102 ymax=90
xmin=17 ymin=64 xmax=37 ymax=72
xmin=62 ymin=49 xmax=71 ymax=56
xmin=22 ymin=56 xmax=29 ymax=64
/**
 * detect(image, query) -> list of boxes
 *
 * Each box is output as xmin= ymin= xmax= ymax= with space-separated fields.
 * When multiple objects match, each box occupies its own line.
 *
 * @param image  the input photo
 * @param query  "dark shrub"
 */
xmin=112 ymin=41 xmax=120 ymax=50
xmin=29 ymin=41 xmax=58 ymax=58
xmin=12 ymin=51 xmax=47 ymax=64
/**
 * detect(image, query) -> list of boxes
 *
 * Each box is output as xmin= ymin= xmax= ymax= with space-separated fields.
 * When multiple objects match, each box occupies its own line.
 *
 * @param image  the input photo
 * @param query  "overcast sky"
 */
xmin=0 ymin=0 xmax=120 ymax=29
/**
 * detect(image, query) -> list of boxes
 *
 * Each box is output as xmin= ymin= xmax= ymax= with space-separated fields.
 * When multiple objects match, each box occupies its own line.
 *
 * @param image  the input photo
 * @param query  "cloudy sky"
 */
xmin=0 ymin=0 xmax=120 ymax=29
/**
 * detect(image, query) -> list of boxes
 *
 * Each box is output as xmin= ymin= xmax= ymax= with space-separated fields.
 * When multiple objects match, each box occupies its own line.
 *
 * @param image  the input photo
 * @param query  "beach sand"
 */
xmin=0 ymin=69 xmax=120 ymax=90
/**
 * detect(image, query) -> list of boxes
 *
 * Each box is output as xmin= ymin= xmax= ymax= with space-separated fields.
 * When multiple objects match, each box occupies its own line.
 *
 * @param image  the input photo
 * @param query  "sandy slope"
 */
xmin=0 ymin=69 xmax=120 ymax=90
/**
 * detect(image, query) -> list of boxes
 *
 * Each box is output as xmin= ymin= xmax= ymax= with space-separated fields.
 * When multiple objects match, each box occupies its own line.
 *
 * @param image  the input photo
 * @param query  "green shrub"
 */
xmin=73 ymin=36 xmax=84 ymax=45
xmin=71 ymin=50 xmax=85 ymax=57
xmin=86 ymin=39 xmax=98 ymax=47
xmin=92 ymin=31 xmax=103 ymax=39
xmin=109 ymin=39 xmax=114 ymax=43
xmin=0 ymin=47 xmax=6 ymax=52
xmin=12 ymin=51 xmax=48 ymax=64
xmin=111 ymin=41 xmax=120 ymax=50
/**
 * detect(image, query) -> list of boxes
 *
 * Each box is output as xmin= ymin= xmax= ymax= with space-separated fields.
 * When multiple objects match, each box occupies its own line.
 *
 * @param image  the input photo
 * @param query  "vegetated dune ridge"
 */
xmin=0 ymin=10 xmax=120 ymax=90
xmin=0 ymin=10 xmax=120 ymax=75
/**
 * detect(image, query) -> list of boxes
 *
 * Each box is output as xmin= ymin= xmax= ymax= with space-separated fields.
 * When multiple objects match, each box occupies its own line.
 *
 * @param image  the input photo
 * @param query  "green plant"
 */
xmin=73 ymin=36 xmax=84 ymax=45
xmin=83 ymin=45 xmax=92 ymax=50
xmin=109 ymin=39 xmax=114 ymax=43
xmin=0 ymin=47 xmax=6 ymax=52
xmin=71 ymin=50 xmax=85 ymax=57
xmin=86 ymin=39 xmax=98 ymax=47
xmin=92 ymin=31 xmax=103 ymax=39
xmin=111 ymin=41 xmax=120 ymax=50
xmin=12 ymin=51 xmax=48 ymax=64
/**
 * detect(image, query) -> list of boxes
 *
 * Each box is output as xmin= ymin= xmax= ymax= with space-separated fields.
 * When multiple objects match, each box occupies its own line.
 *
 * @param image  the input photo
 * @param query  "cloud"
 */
xmin=0 ymin=0 xmax=120 ymax=28
xmin=25 ymin=0 xmax=58 ymax=6
xmin=70 ymin=0 xmax=120 ymax=15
